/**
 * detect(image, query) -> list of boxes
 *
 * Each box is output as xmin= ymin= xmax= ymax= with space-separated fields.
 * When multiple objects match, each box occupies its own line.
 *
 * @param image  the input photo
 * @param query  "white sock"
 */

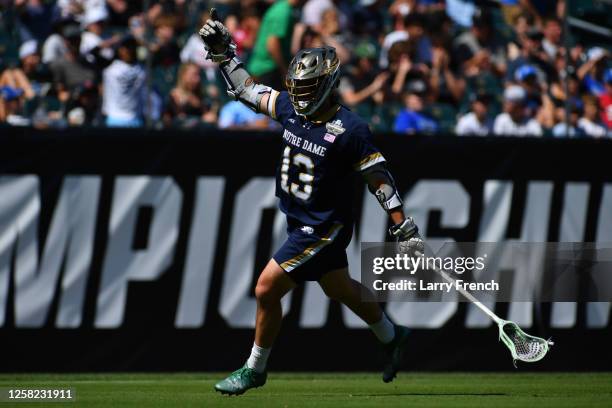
xmin=246 ymin=343 xmax=271 ymax=373
xmin=369 ymin=314 xmax=395 ymax=344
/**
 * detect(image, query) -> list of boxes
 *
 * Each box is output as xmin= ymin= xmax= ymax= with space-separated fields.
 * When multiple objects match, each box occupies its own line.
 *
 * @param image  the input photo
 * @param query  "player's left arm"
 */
xmin=361 ymin=163 xmax=424 ymax=257
xmin=349 ymin=122 xmax=424 ymax=257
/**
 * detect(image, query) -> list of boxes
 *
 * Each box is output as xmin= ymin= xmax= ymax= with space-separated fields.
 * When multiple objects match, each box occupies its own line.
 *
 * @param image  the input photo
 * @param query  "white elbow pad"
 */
xmin=375 ymin=184 xmax=403 ymax=211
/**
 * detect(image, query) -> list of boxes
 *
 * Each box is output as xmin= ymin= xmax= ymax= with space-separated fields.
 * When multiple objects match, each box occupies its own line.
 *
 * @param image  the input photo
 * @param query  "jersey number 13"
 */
xmin=280 ymin=146 xmax=314 ymax=201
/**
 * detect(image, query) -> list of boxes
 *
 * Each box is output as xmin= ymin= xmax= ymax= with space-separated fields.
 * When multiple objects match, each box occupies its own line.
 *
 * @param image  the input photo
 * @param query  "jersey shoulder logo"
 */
xmin=325 ymin=119 xmax=345 ymax=136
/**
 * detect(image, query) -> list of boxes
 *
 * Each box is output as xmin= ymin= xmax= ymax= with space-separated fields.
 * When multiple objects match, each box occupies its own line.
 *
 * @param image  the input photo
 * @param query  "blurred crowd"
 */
xmin=0 ymin=0 xmax=611 ymax=137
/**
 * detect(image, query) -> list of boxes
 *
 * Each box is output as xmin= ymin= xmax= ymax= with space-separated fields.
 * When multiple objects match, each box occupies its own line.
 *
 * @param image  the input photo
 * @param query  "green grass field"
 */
xmin=0 ymin=373 xmax=610 ymax=408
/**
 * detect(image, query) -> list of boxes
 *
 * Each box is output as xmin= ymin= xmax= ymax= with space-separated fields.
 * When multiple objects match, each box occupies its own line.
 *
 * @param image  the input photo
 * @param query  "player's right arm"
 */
xmin=198 ymin=9 xmax=279 ymax=119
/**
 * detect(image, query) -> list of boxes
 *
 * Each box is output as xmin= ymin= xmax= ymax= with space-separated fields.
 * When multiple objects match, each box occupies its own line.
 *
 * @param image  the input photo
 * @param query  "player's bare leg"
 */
xmin=319 ymin=268 xmax=410 ymax=383
xmin=319 ymin=267 xmax=382 ymax=324
xmin=254 ymin=259 xmax=297 ymax=347
xmin=215 ymin=259 xmax=295 ymax=395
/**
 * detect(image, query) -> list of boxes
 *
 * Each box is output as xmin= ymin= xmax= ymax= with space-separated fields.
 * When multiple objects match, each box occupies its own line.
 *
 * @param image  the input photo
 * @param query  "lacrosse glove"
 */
xmin=389 ymin=217 xmax=424 ymax=258
xmin=198 ymin=9 xmax=236 ymax=63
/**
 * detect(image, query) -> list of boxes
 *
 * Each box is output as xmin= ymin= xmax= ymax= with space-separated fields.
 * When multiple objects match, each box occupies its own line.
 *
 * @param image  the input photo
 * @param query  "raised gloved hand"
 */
xmin=389 ymin=217 xmax=424 ymax=258
xmin=198 ymin=8 xmax=235 ymax=63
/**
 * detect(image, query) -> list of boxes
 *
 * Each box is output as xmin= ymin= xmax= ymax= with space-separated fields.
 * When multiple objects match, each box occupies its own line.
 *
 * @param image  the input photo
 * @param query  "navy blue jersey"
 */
xmin=272 ymin=91 xmax=385 ymax=226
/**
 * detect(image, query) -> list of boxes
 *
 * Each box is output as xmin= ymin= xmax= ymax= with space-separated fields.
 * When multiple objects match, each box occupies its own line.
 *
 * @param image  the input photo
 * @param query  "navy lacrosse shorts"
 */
xmin=273 ymin=218 xmax=353 ymax=283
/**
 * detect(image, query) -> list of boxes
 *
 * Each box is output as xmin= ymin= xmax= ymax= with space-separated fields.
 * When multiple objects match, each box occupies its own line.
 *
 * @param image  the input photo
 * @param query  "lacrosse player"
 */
xmin=199 ymin=10 xmax=425 ymax=395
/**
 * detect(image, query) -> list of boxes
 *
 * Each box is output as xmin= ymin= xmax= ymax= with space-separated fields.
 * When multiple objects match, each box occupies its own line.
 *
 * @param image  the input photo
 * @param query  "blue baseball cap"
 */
xmin=515 ymin=65 xmax=537 ymax=82
xmin=0 ymin=86 xmax=24 ymax=101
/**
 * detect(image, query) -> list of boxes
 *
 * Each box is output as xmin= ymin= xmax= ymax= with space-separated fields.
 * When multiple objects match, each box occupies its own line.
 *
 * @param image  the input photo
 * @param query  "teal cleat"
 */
xmin=382 ymin=325 xmax=410 ymax=383
xmin=214 ymin=365 xmax=267 ymax=396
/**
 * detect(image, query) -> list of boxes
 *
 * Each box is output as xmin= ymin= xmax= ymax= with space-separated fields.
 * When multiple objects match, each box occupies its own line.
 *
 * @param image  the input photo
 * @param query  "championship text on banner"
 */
xmin=0 ymin=128 xmax=611 ymax=372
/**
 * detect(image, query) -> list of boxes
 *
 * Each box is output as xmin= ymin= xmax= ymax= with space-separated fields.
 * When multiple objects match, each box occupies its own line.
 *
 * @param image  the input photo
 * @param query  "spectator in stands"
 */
xmin=49 ymin=22 xmax=97 ymax=102
xmin=291 ymin=8 xmax=350 ymax=63
xmin=506 ymin=27 xmax=555 ymax=84
xmin=455 ymin=92 xmax=493 ymax=136
xmin=600 ymin=69 xmax=612 ymax=130
xmin=19 ymin=40 xmax=51 ymax=91
xmin=15 ymin=41 xmax=54 ymax=126
xmin=579 ymin=96 xmax=608 ymax=138
xmin=514 ymin=65 xmax=546 ymax=120
xmin=494 ymin=85 xmax=543 ymax=137
xmin=388 ymin=41 xmax=430 ymax=98
xmin=80 ymin=7 xmax=117 ymax=60
xmin=379 ymin=12 xmax=410 ymax=69
xmin=394 ymin=91 xmax=438 ymax=134
xmin=550 ymin=60 xmax=580 ymax=103
xmin=248 ymin=0 xmax=303 ymax=90
xmin=165 ymin=62 xmax=217 ymax=127
xmin=552 ymin=98 xmax=586 ymax=138
xmin=429 ymin=42 xmax=464 ymax=103
xmin=0 ymin=86 xmax=31 ymax=126
xmin=541 ymin=16 xmax=562 ymax=60
xmin=577 ymin=47 xmax=609 ymax=97
xmin=401 ymin=13 xmax=431 ymax=66
xmin=316 ymin=8 xmax=351 ymax=63
xmin=453 ymin=8 xmax=506 ymax=77
xmin=102 ymin=36 xmax=146 ymax=127
xmin=0 ymin=43 xmax=35 ymax=100
xmin=42 ymin=19 xmax=70 ymax=64
xmin=292 ymin=8 xmax=350 ymax=63
xmin=507 ymin=12 xmax=533 ymax=61
xmin=339 ymin=41 xmax=389 ymax=107
xmin=150 ymin=16 xmax=181 ymax=67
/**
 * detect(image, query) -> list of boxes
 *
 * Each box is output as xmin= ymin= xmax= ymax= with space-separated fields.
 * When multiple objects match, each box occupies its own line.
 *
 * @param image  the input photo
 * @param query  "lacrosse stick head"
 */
xmin=498 ymin=321 xmax=553 ymax=364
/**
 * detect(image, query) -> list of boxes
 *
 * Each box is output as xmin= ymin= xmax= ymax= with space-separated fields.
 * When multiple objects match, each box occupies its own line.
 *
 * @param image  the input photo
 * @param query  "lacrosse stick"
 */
xmin=432 ymin=265 xmax=554 ymax=364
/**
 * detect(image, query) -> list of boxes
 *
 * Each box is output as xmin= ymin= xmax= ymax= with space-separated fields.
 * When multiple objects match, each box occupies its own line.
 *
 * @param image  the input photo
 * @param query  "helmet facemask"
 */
xmin=286 ymin=47 xmax=340 ymax=117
